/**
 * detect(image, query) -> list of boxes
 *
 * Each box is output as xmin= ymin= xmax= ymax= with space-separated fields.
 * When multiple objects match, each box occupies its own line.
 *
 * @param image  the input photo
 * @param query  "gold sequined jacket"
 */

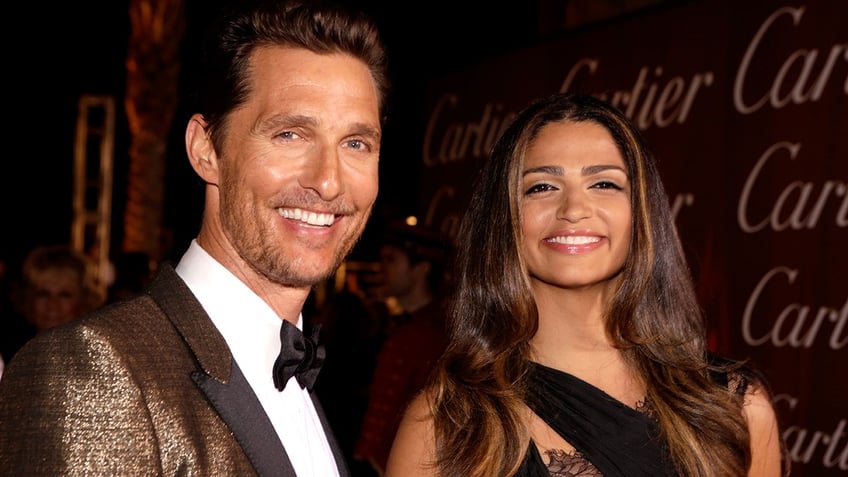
xmin=0 ymin=264 xmax=348 ymax=477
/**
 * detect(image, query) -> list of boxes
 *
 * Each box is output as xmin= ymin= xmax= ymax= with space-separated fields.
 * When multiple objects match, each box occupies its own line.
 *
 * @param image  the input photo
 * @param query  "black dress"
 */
xmin=515 ymin=362 xmax=678 ymax=477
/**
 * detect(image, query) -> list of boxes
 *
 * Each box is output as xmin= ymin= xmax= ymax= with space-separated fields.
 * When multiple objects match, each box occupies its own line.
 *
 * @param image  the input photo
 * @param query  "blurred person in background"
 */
xmin=354 ymin=221 xmax=451 ymax=476
xmin=107 ymin=251 xmax=155 ymax=303
xmin=314 ymin=283 xmax=384 ymax=477
xmin=19 ymin=244 xmax=104 ymax=333
xmin=0 ymin=244 xmax=103 ymax=368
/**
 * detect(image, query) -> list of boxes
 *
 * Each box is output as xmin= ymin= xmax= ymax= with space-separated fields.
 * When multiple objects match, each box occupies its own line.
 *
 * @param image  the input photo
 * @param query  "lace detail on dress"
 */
xmin=545 ymin=449 xmax=604 ymax=476
xmin=634 ymin=397 xmax=656 ymax=419
xmin=727 ymin=371 xmax=749 ymax=395
xmin=544 ymin=397 xmax=656 ymax=476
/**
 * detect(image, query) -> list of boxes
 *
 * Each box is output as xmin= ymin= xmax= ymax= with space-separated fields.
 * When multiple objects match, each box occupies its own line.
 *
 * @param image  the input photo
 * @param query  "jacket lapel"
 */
xmin=148 ymin=264 xmax=295 ymax=477
xmin=194 ymin=361 xmax=296 ymax=477
xmin=310 ymin=392 xmax=350 ymax=477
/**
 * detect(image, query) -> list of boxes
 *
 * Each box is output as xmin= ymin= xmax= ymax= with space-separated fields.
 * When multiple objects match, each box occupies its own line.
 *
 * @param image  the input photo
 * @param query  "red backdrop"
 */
xmin=413 ymin=1 xmax=847 ymax=475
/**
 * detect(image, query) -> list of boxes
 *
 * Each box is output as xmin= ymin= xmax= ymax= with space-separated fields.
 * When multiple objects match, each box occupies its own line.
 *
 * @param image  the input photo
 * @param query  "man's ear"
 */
xmin=185 ymin=113 xmax=219 ymax=184
xmin=412 ymin=261 xmax=432 ymax=282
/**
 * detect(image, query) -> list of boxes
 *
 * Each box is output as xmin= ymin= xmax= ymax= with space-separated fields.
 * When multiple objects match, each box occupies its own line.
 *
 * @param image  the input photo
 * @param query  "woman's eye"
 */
xmin=592 ymin=180 xmax=623 ymax=190
xmin=525 ymin=183 xmax=557 ymax=195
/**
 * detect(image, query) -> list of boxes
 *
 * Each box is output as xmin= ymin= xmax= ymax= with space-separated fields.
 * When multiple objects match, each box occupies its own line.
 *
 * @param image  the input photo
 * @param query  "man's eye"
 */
xmin=277 ymin=131 xmax=299 ymax=140
xmin=345 ymin=139 xmax=365 ymax=151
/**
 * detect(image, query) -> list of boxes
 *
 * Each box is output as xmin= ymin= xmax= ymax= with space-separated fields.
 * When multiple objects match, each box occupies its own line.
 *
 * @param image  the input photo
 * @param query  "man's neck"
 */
xmin=397 ymin=289 xmax=432 ymax=314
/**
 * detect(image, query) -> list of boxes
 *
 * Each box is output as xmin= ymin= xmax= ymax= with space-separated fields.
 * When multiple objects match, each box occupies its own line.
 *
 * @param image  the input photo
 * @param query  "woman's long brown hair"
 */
xmin=428 ymin=93 xmax=771 ymax=476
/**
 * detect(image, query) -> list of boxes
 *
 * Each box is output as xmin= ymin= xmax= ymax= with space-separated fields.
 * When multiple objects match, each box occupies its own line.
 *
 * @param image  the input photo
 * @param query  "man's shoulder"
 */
xmin=12 ymin=293 xmax=168 ymax=356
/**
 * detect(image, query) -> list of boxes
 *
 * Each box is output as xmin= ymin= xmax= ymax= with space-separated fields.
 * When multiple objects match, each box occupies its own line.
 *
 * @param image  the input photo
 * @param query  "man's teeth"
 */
xmin=277 ymin=208 xmax=335 ymax=226
xmin=547 ymin=235 xmax=600 ymax=244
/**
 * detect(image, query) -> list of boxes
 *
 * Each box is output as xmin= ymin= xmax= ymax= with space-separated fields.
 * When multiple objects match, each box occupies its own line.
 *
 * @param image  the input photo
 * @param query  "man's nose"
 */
xmin=300 ymin=145 xmax=342 ymax=200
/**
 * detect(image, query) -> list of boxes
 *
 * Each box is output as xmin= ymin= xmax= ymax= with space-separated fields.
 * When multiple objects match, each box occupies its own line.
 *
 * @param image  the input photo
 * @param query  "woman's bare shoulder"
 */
xmin=385 ymin=389 xmax=439 ymax=477
xmin=743 ymin=382 xmax=785 ymax=477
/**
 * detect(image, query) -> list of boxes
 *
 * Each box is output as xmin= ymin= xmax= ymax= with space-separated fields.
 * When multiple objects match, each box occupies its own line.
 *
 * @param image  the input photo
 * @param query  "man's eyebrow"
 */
xmin=349 ymin=122 xmax=382 ymax=142
xmin=257 ymin=113 xmax=317 ymax=134
xmin=256 ymin=115 xmax=381 ymax=141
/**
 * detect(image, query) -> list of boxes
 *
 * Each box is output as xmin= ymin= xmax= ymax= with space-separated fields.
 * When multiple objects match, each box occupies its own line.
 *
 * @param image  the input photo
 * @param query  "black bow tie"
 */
xmin=273 ymin=320 xmax=325 ymax=391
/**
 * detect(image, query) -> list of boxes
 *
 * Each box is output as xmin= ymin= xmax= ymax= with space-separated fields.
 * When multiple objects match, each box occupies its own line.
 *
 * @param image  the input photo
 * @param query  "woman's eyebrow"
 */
xmin=522 ymin=165 xmax=563 ymax=177
xmin=522 ymin=164 xmax=627 ymax=177
xmin=582 ymin=164 xmax=627 ymax=175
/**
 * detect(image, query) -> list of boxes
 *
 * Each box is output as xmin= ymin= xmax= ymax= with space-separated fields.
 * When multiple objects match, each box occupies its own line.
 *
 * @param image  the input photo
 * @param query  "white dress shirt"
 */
xmin=175 ymin=240 xmax=340 ymax=477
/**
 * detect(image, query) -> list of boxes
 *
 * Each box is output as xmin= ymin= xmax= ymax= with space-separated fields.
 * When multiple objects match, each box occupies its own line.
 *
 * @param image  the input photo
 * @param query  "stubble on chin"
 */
xmin=255 ymin=240 xmax=351 ymax=288
xmin=228 ymin=208 xmax=371 ymax=288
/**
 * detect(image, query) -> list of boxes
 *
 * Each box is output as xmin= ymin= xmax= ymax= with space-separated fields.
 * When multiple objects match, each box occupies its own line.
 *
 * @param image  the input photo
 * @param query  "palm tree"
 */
xmin=123 ymin=0 xmax=185 ymax=262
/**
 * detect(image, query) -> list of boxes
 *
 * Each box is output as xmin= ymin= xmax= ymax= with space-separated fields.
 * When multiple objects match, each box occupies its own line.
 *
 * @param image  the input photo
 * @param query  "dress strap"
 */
xmin=523 ymin=362 xmax=677 ymax=477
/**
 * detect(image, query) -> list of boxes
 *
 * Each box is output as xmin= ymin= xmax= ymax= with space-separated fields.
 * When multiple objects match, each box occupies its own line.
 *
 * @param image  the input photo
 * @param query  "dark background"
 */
xmin=2 ymin=4 xmax=843 ymax=476
xmin=1 ymin=0 xmax=548 ymax=269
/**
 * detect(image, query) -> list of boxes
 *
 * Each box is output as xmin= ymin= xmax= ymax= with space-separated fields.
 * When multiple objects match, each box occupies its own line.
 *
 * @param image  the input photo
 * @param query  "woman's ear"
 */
xmin=185 ymin=114 xmax=219 ymax=184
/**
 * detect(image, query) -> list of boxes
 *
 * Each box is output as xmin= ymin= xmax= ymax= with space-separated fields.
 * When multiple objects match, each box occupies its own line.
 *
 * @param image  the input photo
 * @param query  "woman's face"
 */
xmin=520 ymin=120 xmax=632 ymax=292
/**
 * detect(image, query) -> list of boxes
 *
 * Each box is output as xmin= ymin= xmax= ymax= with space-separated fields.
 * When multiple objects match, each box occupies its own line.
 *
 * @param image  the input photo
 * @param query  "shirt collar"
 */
xmin=175 ymin=240 xmax=300 ymax=386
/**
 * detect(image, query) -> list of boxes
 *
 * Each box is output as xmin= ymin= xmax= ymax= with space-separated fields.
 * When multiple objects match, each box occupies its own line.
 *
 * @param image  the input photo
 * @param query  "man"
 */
xmin=354 ymin=221 xmax=451 ymax=475
xmin=0 ymin=1 xmax=388 ymax=476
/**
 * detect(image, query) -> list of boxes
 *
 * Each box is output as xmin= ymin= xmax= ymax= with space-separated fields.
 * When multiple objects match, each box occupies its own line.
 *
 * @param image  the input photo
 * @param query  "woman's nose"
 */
xmin=557 ymin=190 xmax=591 ymax=222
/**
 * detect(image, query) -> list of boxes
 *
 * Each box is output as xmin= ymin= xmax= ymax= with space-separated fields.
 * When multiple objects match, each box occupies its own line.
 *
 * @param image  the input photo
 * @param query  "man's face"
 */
xmin=378 ymin=244 xmax=416 ymax=299
xmin=213 ymin=46 xmax=381 ymax=287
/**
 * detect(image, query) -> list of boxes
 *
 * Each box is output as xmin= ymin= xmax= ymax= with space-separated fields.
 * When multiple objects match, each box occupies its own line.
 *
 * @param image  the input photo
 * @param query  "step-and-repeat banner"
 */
xmin=413 ymin=1 xmax=846 ymax=475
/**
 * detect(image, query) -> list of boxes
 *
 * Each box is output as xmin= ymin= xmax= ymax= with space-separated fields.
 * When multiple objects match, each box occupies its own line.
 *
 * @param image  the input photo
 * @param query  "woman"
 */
xmin=386 ymin=93 xmax=786 ymax=477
